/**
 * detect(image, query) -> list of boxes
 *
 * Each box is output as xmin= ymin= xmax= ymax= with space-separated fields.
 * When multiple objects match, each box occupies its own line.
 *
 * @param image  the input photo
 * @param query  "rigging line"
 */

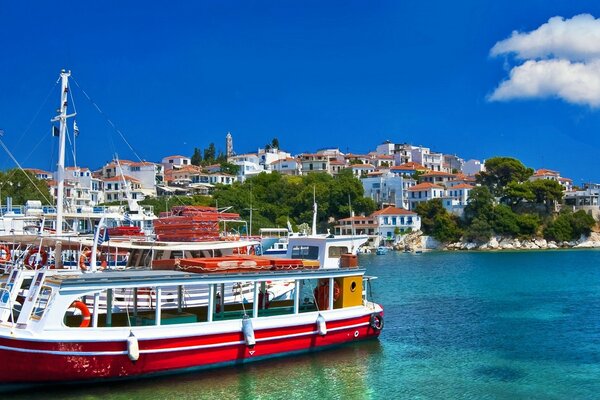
xmin=0 ymin=138 xmax=53 ymax=205
xmin=13 ymin=80 xmax=60 ymax=150
xmin=65 ymin=125 xmax=77 ymax=167
xmin=70 ymin=76 xmax=144 ymax=163
xmin=68 ymin=89 xmax=78 ymax=167
xmin=2 ymin=132 xmax=51 ymax=187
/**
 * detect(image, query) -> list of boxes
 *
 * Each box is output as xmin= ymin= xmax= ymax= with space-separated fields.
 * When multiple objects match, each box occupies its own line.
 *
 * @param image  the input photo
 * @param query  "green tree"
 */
xmin=476 ymin=157 xmax=533 ymax=196
xmin=502 ymin=181 xmax=534 ymax=206
xmin=491 ymin=204 xmax=520 ymax=236
xmin=203 ymin=143 xmax=216 ymax=164
xmin=219 ymin=162 xmax=240 ymax=176
xmin=271 ymin=137 xmax=279 ymax=149
xmin=464 ymin=216 xmax=493 ymax=243
xmin=543 ymin=210 xmax=595 ymax=242
xmin=415 ymin=199 xmax=462 ymax=242
xmin=191 ymin=148 xmax=202 ymax=166
xmin=523 ymin=179 xmax=563 ymax=213
xmin=464 ymin=186 xmax=494 ymax=223
xmin=0 ymin=169 xmax=53 ymax=205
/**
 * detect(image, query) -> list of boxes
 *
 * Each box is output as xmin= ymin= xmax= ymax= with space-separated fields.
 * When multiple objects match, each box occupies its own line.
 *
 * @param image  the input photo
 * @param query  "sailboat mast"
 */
xmin=56 ymin=70 xmax=70 ymax=235
xmin=51 ymin=69 xmax=75 ymax=236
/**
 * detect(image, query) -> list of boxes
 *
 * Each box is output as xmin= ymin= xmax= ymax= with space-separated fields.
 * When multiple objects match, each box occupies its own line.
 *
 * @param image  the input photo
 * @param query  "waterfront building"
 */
xmin=442 ymin=183 xmax=474 ymax=216
xmin=350 ymin=164 xmax=376 ymax=178
xmin=529 ymin=169 xmax=573 ymax=191
xmin=407 ymin=182 xmax=445 ymax=210
xmin=390 ymin=162 xmax=428 ymax=177
xmin=300 ymin=153 xmax=330 ymax=174
xmin=372 ymin=206 xmax=421 ymax=241
xmin=361 ymin=171 xmax=414 ymax=209
xmin=24 ymin=168 xmax=53 ymax=180
xmin=462 ymin=159 xmax=485 ymax=176
xmin=99 ymin=159 xmax=160 ymax=197
xmin=411 ymin=146 xmax=443 ymax=172
xmin=269 ymin=157 xmax=301 ymax=175
xmin=418 ymin=170 xmax=457 ymax=186
xmin=442 ymin=154 xmax=464 ymax=174
xmin=161 ymin=155 xmax=191 ymax=171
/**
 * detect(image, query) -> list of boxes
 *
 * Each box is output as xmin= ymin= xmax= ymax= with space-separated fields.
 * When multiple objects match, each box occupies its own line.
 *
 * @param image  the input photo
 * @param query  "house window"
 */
xmin=322 ymin=163 xmax=326 ymax=170
xmin=392 ymin=217 xmax=397 ymax=225
xmin=383 ymin=217 xmax=389 ymax=225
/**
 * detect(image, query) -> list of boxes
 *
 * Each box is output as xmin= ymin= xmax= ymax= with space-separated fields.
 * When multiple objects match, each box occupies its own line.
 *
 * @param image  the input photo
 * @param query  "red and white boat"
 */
xmin=0 ymin=231 xmax=383 ymax=385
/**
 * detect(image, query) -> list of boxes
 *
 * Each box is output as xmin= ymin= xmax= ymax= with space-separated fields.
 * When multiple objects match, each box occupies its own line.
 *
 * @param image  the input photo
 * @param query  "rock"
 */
xmin=489 ymin=237 xmax=499 ymax=249
xmin=465 ymin=242 xmax=478 ymax=250
xmin=534 ymin=238 xmax=547 ymax=249
xmin=479 ymin=243 xmax=489 ymax=250
xmin=547 ymin=242 xmax=558 ymax=249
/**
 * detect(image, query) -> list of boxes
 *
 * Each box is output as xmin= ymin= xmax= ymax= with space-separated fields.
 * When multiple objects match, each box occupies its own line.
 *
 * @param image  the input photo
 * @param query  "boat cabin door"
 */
xmin=0 ymin=268 xmax=27 ymax=322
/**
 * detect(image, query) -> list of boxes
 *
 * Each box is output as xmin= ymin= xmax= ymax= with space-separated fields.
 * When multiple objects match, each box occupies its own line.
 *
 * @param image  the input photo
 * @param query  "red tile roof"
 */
xmin=371 ymin=206 xmax=416 ymax=216
xmin=420 ymin=171 xmax=456 ymax=177
xmin=408 ymin=182 xmax=445 ymax=191
xmin=451 ymin=183 xmax=474 ymax=189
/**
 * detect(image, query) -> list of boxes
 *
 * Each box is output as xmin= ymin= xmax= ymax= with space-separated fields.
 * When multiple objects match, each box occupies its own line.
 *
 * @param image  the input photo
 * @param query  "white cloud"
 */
xmin=489 ymin=59 xmax=600 ymax=106
xmin=491 ymin=14 xmax=600 ymax=61
xmin=489 ymin=14 xmax=600 ymax=107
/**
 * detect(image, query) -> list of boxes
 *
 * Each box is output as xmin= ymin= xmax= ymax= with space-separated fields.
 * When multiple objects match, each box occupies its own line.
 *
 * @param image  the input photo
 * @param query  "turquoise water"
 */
xmin=11 ymin=250 xmax=600 ymax=399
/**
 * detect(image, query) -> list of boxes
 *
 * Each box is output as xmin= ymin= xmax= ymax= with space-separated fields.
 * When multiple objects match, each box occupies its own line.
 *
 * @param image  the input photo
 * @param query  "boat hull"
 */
xmin=0 ymin=312 xmax=382 ymax=383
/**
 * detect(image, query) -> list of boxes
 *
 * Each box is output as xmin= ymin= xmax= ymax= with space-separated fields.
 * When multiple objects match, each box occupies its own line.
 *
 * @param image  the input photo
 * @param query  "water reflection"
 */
xmin=10 ymin=340 xmax=383 ymax=399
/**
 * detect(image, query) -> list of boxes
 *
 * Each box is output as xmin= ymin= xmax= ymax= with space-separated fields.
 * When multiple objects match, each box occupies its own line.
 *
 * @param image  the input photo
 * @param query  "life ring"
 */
xmin=70 ymin=300 xmax=91 ymax=328
xmin=25 ymin=247 xmax=48 ymax=268
xmin=369 ymin=313 xmax=384 ymax=331
xmin=314 ymin=280 xmax=341 ymax=310
xmin=0 ymin=245 xmax=11 ymax=262
xmin=78 ymin=250 xmax=93 ymax=272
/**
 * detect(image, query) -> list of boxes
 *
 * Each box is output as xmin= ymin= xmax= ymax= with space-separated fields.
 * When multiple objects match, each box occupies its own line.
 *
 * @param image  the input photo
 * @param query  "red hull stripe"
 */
xmin=0 ymin=321 xmax=371 ymax=357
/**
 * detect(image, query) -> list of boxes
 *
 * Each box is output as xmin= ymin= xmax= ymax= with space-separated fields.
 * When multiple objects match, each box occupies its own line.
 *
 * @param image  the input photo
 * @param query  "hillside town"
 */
xmin=12 ymin=132 xmax=597 ymax=247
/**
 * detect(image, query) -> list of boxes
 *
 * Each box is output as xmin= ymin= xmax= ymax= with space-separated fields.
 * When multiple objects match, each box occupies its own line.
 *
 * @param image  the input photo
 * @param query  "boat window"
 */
xmin=129 ymin=249 xmax=143 ymax=267
xmin=141 ymin=250 xmax=153 ymax=266
xmin=153 ymin=250 xmax=164 ymax=260
xmin=188 ymin=250 xmax=204 ymax=258
xmin=31 ymin=286 xmax=52 ymax=320
xmin=328 ymin=246 xmax=349 ymax=258
xmin=291 ymin=246 xmax=319 ymax=260
xmin=170 ymin=251 xmax=184 ymax=259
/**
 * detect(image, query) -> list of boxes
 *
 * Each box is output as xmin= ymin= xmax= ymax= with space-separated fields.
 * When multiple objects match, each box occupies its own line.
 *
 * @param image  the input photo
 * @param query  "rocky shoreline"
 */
xmin=393 ymin=231 xmax=600 ymax=252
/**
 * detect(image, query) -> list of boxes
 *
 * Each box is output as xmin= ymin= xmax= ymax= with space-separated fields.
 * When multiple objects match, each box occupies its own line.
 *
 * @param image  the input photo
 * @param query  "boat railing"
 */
xmin=0 ymin=287 xmax=17 ymax=328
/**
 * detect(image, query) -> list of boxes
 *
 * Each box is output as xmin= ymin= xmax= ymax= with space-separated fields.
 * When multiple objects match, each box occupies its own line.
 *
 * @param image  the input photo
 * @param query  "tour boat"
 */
xmin=0 ymin=231 xmax=383 ymax=385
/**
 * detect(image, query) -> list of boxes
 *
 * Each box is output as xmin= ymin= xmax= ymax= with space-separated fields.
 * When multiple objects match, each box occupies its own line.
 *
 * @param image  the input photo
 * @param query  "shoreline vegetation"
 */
xmin=414 ymin=157 xmax=598 ymax=249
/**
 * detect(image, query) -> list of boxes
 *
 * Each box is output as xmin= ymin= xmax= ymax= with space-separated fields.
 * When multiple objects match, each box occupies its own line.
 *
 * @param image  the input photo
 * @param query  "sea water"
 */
xmin=12 ymin=250 xmax=600 ymax=399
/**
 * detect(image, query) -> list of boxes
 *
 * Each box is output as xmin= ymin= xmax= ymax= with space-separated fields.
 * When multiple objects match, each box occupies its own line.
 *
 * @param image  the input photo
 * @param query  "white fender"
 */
xmin=242 ymin=316 xmax=256 ymax=347
xmin=316 ymin=313 xmax=327 ymax=336
xmin=127 ymin=331 xmax=140 ymax=361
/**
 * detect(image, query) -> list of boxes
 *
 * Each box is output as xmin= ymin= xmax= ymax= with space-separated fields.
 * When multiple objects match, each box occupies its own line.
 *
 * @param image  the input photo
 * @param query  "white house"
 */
xmin=372 ymin=206 xmax=421 ymax=241
xmin=462 ymin=159 xmax=485 ymax=176
xmin=442 ymin=183 xmax=474 ymax=216
xmin=411 ymin=146 xmax=443 ymax=172
xmin=407 ymin=182 xmax=445 ymax=210
xmin=269 ymin=158 xmax=301 ymax=175
xmin=161 ymin=155 xmax=191 ymax=171
xmin=361 ymin=172 xmax=415 ymax=209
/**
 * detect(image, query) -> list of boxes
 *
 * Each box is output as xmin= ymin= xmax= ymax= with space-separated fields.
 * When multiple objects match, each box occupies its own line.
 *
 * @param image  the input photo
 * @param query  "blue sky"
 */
xmin=1 ymin=1 xmax=600 ymax=184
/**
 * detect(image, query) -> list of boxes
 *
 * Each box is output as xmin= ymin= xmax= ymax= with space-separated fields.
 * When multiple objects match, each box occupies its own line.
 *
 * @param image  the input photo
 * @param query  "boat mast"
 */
xmin=51 ymin=70 xmax=75 ymax=237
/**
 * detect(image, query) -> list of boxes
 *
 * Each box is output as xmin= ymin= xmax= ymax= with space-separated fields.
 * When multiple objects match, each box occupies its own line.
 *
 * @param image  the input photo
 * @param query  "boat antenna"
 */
xmin=311 ymin=185 xmax=317 ymax=236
